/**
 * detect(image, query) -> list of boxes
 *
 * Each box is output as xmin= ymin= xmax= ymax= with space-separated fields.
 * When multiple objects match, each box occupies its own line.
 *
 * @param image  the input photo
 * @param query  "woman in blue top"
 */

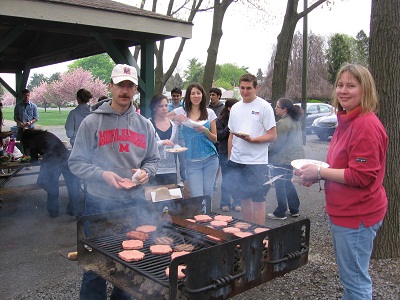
xmin=168 ymin=83 xmax=219 ymax=197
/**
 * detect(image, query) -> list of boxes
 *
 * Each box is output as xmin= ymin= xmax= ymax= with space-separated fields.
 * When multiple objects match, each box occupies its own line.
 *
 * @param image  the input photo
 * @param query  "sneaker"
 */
xmin=234 ymin=206 xmax=241 ymax=212
xmin=177 ymin=181 xmax=184 ymax=188
xmin=289 ymin=212 xmax=300 ymax=217
xmin=221 ymin=206 xmax=230 ymax=212
xmin=26 ymin=166 xmax=32 ymax=170
xmin=267 ymin=213 xmax=287 ymax=220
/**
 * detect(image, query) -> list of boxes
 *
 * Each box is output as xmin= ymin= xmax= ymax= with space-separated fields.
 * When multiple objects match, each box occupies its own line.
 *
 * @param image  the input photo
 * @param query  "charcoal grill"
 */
xmin=77 ymin=196 xmax=310 ymax=299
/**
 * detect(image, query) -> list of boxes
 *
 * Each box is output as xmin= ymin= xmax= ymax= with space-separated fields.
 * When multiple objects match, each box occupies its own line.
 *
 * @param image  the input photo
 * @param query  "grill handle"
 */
xmin=264 ymin=245 xmax=309 ymax=264
xmin=182 ymin=270 xmax=246 ymax=294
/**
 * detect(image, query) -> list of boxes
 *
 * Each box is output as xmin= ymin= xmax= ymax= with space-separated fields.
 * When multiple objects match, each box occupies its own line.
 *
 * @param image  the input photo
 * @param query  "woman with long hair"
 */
xmin=167 ymin=83 xmax=219 ymax=197
xmin=149 ymin=94 xmax=178 ymax=185
xmin=216 ymin=98 xmax=239 ymax=211
xmin=267 ymin=98 xmax=305 ymax=220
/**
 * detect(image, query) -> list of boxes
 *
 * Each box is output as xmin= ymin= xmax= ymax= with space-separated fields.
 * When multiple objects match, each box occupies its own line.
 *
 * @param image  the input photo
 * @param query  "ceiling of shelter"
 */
xmin=0 ymin=0 xmax=192 ymax=74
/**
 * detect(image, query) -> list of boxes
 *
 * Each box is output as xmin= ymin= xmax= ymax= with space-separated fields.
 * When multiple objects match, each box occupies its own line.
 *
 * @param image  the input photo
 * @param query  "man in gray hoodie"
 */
xmin=69 ymin=64 xmax=159 ymax=300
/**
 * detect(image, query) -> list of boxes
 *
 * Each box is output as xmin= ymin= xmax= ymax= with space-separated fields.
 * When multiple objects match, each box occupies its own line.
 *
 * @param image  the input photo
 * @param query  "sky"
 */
xmin=0 ymin=0 xmax=371 ymax=89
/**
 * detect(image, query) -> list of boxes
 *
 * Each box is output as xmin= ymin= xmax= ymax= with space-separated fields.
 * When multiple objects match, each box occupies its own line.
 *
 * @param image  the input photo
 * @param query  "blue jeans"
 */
xmin=330 ymin=220 xmax=382 ymax=300
xmin=219 ymin=153 xmax=239 ymax=208
xmin=186 ymin=155 xmax=219 ymax=197
xmin=272 ymin=165 xmax=299 ymax=218
xmin=80 ymin=193 xmax=147 ymax=300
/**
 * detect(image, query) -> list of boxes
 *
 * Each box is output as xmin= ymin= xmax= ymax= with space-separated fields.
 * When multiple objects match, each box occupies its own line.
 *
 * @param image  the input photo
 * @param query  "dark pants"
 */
xmin=37 ymin=161 xmax=82 ymax=218
xmin=272 ymin=165 xmax=300 ymax=217
xmin=80 ymin=193 xmax=147 ymax=300
xmin=219 ymin=153 xmax=239 ymax=208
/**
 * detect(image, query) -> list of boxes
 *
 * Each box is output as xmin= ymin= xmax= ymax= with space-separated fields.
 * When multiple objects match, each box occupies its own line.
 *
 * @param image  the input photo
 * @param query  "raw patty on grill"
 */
xmin=122 ymin=239 xmax=144 ymax=250
xmin=136 ymin=225 xmax=157 ymax=233
xmin=174 ymin=244 xmax=195 ymax=252
xmin=254 ymin=227 xmax=270 ymax=234
xmin=185 ymin=218 xmax=196 ymax=223
xmin=214 ymin=215 xmax=233 ymax=222
xmin=222 ymin=227 xmax=241 ymax=234
xmin=210 ymin=220 xmax=228 ymax=228
xmin=171 ymin=251 xmax=190 ymax=260
xmin=126 ymin=230 xmax=148 ymax=241
xmin=150 ymin=244 xmax=173 ymax=255
xmin=165 ymin=265 xmax=186 ymax=279
xmin=193 ymin=214 xmax=212 ymax=222
xmin=118 ymin=250 xmax=145 ymax=262
xmin=154 ymin=236 xmax=174 ymax=245
xmin=234 ymin=222 xmax=252 ymax=229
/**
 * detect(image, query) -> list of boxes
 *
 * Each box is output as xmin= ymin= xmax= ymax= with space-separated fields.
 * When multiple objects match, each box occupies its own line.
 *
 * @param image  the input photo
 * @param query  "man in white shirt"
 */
xmin=227 ymin=73 xmax=277 ymax=225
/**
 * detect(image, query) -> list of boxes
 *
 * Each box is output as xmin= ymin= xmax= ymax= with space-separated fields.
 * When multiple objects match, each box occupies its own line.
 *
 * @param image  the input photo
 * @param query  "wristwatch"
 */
xmin=317 ymin=165 xmax=322 ymax=180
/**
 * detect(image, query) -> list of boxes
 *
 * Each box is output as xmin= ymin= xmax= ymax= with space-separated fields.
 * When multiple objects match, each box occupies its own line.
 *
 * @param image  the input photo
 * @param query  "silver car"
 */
xmin=295 ymin=103 xmax=333 ymax=133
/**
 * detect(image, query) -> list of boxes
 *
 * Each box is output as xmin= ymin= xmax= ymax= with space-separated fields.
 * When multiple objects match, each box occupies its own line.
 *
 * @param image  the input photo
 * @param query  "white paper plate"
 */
xmin=166 ymin=147 xmax=188 ymax=153
xmin=230 ymin=131 xmax=250 ymax=137
xmin=291 ymin=159 xmax=330 ymax=169
xmin=181 ymin=120 xmax=206 ymax=129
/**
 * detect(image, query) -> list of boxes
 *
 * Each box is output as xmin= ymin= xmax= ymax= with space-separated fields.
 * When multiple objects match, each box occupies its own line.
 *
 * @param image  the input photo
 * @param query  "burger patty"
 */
xmin=118 ymin=250 xmax=145 ymax=262
xmin=126 ymin=230 xmax=149 ymax=241
xmin=150 ymin=245 xmax=173 ymax=255
xmin=122 ymin=239 xmax=144 ymax=250
xmin=174 ymin=244 xmax=195 ymax=252
xmin=154 ymin=236 xmax=174 ymax=245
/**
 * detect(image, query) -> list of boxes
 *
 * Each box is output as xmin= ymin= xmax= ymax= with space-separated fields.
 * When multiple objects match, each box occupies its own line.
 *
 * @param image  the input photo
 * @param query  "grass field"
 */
xmin=2 ymin=107 xmax=72 ymax=126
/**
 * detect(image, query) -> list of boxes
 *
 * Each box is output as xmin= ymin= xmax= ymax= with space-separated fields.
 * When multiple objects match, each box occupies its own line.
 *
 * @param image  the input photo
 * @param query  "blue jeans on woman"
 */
xmin=330 ymin=220 xmax=382 ymax=300
xmin=272 ymin=164 xmax=300 ymax=218
xmin=186 ymin=155 xmax=219 ymax=197
xmin=80 ymin=193 xmax=147 ymax=300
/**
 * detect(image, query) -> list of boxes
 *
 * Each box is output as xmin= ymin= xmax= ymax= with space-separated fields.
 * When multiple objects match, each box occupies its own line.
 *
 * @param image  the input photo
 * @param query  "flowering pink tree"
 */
xmin=56 ymin=68 xmax=108 ymax=105
xmin=1 ymin=92 xmax=16 ymax=106
xmin=31 ymin=81 xmax=51 ymax=111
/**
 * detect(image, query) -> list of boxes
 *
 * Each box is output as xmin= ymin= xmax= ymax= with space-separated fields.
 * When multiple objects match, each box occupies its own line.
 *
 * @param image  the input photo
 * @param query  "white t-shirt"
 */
xmin=228 ymin=97 xmax=276 ymax=164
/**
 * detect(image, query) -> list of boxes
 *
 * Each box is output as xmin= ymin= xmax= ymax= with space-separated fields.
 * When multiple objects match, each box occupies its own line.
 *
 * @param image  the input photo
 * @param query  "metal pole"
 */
xmin=301 ymin=0 xmax=308 ymax=145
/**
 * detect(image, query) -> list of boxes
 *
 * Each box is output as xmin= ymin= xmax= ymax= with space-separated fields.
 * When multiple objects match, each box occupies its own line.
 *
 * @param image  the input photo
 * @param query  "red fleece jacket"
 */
xmin=325 ymin=107 xmax=388 ymax=228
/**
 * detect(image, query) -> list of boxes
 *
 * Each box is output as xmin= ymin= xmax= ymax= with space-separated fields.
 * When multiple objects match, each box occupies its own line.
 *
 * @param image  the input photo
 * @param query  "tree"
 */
xmin=202 ymin=0 xmax=235 ymax=99
xmin=31 ymin=82 xmax=51 ymax=112
xmin=216 ymin=63 xmax=247 ymax=88
xmin=68 ymin=53 xmax=114 ymax=83
xmin=256 ymin=68 xmax=264 ymax=81
xmin=369 ymin=0 xmax=400 ymax=259
xmin=326 ymin=33 xmax=352 ymax=84
xmin=27 ymin=73 xmax=48 ymax=91
xmin=354 ymin=30 xmax=369 ymax=67
xmin=56 ymin=68 xmax=108 ymax=106
xmin=153 ymin=0 xmax=205 ymax=93
xmin=261 ymin=31 xmax=330 ymax=101
xmin=1 ymin=91 xmax=16 ymax=107
xmin=271 ymin=0 xmax=328 ymax=105
xmin=183 ymin=58 xmax=205 ymax=87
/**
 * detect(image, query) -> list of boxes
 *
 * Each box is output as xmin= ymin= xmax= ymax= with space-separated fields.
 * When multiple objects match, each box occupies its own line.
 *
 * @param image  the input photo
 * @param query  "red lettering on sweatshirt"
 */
xmin=98 ymin=129 xmax=146 ymax=149
xmin=119 ymin=144 xmax=129 ymax=152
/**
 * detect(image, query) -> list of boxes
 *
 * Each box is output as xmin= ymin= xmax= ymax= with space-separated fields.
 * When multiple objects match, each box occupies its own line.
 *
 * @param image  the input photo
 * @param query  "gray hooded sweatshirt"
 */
xmin=68 ymin=101 xmax=160 ymax=200
xmin=65 ymin=103 xmax=91 ymax=146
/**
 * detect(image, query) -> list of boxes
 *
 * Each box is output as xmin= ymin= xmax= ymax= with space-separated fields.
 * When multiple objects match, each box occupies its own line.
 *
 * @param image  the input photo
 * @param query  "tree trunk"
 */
xmin=202 ymin=0 xmax=234 ymax=99
xmin=369 ymin=0 xmax=400 ymax=259
xmin=271 ymin=0 xmax=327 ymax=108
xmin=153 ymin=0 xmax=204 ymax=94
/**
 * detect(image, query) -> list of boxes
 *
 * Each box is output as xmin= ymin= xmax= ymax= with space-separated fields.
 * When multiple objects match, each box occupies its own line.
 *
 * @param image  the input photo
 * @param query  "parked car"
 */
xmin=295 ymin=103 xmax=333 ymax=133
xmin=311 ymin=113 xmax=338 ymax=140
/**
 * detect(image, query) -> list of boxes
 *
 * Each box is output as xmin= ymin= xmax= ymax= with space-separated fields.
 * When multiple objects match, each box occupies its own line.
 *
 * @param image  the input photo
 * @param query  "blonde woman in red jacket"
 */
xmin=296 ymin=63 xmax=388 ymax=300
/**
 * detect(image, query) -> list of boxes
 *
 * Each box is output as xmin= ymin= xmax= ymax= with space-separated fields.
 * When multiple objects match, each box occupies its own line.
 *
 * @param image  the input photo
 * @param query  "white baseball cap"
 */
xmin=111 ymin=64 xmax=138 ymax=85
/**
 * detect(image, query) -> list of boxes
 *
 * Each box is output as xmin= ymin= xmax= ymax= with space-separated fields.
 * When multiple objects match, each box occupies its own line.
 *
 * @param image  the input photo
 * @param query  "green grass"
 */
xmin=3 ymin=107 xmax=72 ymax=126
